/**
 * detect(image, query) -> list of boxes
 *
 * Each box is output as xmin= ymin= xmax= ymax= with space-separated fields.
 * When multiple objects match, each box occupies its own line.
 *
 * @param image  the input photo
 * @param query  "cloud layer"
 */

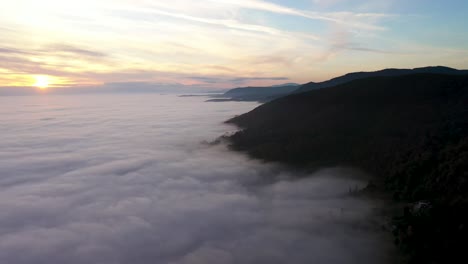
xmin=0 ymin=95 xmax=393 ymax=264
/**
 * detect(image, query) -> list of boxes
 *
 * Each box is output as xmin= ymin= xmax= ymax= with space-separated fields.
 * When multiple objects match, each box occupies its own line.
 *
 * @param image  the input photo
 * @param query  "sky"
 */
xmin=1 ymin=0 xmax=467 ymax=89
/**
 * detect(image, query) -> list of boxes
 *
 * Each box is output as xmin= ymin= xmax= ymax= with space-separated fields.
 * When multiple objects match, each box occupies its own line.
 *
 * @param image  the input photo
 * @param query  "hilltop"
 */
xmin=208 ymin=83 xmax=299 ymax=102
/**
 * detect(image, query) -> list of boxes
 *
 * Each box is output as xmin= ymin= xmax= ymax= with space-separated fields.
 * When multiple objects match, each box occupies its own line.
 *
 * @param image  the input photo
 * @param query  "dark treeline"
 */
xmin=226 ymin=73 xmax=468 ymax=263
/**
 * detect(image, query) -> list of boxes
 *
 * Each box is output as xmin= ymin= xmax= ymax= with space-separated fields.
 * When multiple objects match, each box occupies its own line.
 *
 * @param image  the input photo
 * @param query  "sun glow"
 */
xmin=34 ymin=75 xmax=50 ymax=89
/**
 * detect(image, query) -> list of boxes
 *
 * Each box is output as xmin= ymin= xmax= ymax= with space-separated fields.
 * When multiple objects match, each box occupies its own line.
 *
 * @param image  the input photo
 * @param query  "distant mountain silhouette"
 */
xmin=294 ymin=66 xmax=468 ymax=94
xmin=209 ymin=83 xmax=300 ymax=102
xmin=211 ymin=66 xmax=468 ymax=103
xmin=270 ymin=83 xmax=300 ymax=87
xmin=226 ymin=72 xmax=468 ymax=263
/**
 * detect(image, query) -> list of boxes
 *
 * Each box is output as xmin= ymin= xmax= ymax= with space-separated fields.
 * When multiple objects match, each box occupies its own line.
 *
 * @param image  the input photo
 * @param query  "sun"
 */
xmin=34 ymin=75 xmax=49 ymax=89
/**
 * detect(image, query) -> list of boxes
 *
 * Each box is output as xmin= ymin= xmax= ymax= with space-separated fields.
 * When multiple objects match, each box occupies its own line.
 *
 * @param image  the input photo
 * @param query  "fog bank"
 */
xmin=0 ymin=95 xmax=392 ymax=264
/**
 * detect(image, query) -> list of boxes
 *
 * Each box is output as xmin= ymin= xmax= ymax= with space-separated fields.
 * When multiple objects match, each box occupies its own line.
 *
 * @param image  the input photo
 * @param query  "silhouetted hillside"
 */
xmin=294 ymin=66 xmax=468 ymax=94
xmin=226 ymin=73 xmax=468 ymax=263
xmin=211 ymin=84 xmax=299 ymax=102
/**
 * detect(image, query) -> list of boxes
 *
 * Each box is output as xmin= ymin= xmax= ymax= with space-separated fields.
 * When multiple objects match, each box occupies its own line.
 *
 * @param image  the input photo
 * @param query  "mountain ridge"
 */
xmin=225 ymin=72 xmax=468 ymax=263
xmin=294 ymin=66 xmax=468 ymax=94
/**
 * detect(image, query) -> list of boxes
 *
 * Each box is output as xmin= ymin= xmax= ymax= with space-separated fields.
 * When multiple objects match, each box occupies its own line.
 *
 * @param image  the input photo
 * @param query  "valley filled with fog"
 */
xmin=0 ymin=94 xmax=392 ymax=264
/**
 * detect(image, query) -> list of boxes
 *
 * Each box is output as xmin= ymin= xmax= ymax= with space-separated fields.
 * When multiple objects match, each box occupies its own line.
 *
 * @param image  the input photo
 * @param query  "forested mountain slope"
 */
xmin=227 ymin=73 xmax=468 ymax=263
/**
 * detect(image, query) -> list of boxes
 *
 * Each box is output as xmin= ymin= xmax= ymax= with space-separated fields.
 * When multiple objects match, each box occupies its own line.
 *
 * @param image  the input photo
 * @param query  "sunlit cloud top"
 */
xmin=1 ymin=0 xmax=467 ymax=89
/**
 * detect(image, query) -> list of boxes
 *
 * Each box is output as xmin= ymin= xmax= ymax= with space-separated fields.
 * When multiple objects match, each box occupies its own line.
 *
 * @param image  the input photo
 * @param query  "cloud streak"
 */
xmin=211 ymin=0 xmax=390 ymax=30
xmin=44 ymin=44 xmax=108 ymax=58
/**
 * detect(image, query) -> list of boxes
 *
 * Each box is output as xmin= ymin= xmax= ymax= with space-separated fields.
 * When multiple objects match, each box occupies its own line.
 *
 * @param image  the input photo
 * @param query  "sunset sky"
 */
xmin=1 ymin=0 xmax=467 ymax=89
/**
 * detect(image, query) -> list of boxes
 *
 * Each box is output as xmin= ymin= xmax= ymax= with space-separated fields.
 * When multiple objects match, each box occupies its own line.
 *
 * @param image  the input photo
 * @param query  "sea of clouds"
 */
xmin=0 ymin=94 xmax=393 ymax=264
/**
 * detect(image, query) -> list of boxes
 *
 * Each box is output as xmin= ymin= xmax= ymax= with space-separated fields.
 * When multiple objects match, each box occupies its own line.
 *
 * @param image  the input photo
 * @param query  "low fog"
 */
xmin=0 ymin=94 xmax=392 ymax=264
